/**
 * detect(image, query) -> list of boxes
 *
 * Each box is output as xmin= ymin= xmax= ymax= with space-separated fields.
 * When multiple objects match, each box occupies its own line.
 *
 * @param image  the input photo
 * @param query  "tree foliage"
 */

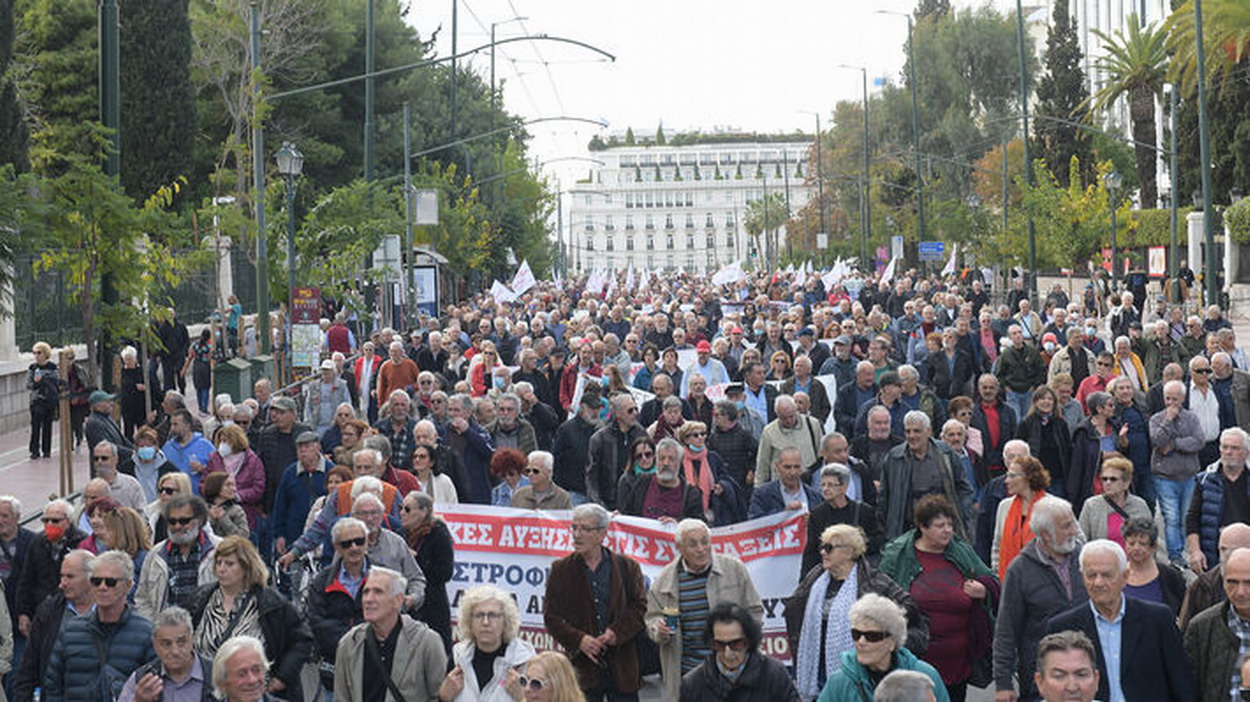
xmin=1016 ymin=156 xmax=1132 ymax=269
xmin=0 ymin=0 xmax=27 ymax=171
xmin=1033 ymin=0 xmax=1093 ymax=188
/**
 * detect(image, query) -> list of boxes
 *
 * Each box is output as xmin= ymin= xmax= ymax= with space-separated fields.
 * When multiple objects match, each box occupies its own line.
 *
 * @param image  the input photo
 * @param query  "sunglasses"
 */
xmin=1100 ymin=475 xmax=1121 ymax=482
xmin=688 ymin=431 xmax=707 ymax=438
xmin=851 ymin=628 xmax=891 ymax=642
xmin=159 ymin=487 xmax=179 ymax=496
xmin=167 ymin=517 xmax=196 ymax=527
xmin=41 ymin=516 xmax=65 ymax=524
xmin=820 ymin=543 xmax=848 ymax=554
xmin=635 ymin=451 xmax=654 ymax=460
xmin=518 ymin=676 xmax=548 ymax=691
xmin=337 ymin=537 xmax=367 ymax=549
xmin=1195 ymin=368 xmax=1213 ymax=374
xmin=90 ymin=576 xmax=121 ymax=588
xmin=711 ymin=637 xmax=749 ymax=651
xmin=524 ymin=468 xmax=543 ymax=475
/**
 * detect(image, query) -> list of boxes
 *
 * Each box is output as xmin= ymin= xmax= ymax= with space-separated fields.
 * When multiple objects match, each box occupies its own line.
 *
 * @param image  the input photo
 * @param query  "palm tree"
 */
xmin=743 ymin=192 xmax=789 ymax=268
xmin=1164 ymin=0 xmax=1250 ymax=97
xmin=1088 ymin=14 xmax=1169 ymax=208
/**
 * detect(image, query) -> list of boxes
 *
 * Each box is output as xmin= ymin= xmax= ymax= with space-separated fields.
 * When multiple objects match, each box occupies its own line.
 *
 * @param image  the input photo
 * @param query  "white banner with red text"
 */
xmin=438 ymin=504 xmax=805 ymax=663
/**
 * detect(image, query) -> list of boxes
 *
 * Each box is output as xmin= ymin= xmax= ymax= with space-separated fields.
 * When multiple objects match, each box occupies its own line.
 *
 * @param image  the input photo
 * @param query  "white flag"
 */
xmin=941 ymin=244 xmax=958 ymax=277
xmin=881 ymin=256 xmax=899 ymax=285
xmin=625 ymin=265 xmax=635 ymax=291
xmin=712 ymin=261 xmax=746 ymax=286
xmin=489 ymin=280 xmax=517 ymax=304
xmin=510 ymin=259 xmax=536 ymax=294
xmin=605 ymin=269 xmax=617 ymax=298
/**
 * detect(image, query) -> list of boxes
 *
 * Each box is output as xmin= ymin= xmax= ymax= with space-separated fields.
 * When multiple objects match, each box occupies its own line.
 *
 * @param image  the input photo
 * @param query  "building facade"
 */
xmin=566 ymin=136 xmax=815 ymax=273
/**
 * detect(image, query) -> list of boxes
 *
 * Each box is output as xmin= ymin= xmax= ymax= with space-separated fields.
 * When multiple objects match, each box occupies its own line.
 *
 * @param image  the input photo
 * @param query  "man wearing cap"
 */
xmin=304 ymin=359 xmax=351 ymax=436
xmin=818 ymin=334 xmax=858 ymax=389
xmin=270 ymin=431 xmax=332 ymax=565
xmin=552 ymin=387 xmax=604 ymax=505
xmin=794 ymin=328 xmax=830 ymax=377
xmin=680 ymin=340 xmax=729 ymax=398
xmin=84 ymin=390 xmax=134 ymax=465
xmin=781 ymin=355 xmax=830 ymax=425
xmin=854 ymin=370 xmax=908 ymax=438
xmin=256 ymin=395 xmax=312 ymax=556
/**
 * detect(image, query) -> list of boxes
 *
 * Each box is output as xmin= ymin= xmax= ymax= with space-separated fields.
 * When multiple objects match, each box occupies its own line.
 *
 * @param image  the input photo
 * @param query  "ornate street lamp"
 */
xmin=1104 ymin=170 xmax=1123 ymax=291
xmin=275 ymin=141 xmax=304 ymax=381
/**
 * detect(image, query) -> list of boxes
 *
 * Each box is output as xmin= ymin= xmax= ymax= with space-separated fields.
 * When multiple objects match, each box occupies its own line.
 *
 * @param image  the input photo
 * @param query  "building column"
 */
xmin=1187 ymin=211 xmax=1203 ymax=274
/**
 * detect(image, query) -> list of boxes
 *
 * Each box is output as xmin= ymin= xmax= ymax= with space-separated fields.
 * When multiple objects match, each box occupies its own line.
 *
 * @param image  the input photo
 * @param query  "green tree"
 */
xmin=743 ymin=192 xmax=788 ymax=267
xmin=915 ymin=0 xmax=950 ymax=20
xmin=0 ymin=0 xmax=27 ymax=170
xmin=1164 ymin=0 xmax=1250 ymax=96
xmin=1017 ymin=156 xmax=1131 ymax=269
xmin=624 ymin=127 xmax=635 ymax=145
xmin=1087 ymin=15 xmax=1169 ymax=207
xmin=655 ymin=124 xmax=666 ymax=145
xmin=120 ymin=0 xmax=197 ymax=205
xmin=1033 ymin=0 xmax=1093 ymax=188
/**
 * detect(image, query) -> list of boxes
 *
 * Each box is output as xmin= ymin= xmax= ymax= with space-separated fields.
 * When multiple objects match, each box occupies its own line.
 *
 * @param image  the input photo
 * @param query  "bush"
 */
xmin=1227 ymin=199 xmax=1250 ymax=245
xmin=1123 ymin=208 xmax=1191 ymax=247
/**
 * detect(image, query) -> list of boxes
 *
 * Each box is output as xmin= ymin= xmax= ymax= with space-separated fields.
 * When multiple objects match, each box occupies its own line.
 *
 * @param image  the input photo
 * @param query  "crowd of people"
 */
xmin=8 ymin=263 xmax=1250 ymax=702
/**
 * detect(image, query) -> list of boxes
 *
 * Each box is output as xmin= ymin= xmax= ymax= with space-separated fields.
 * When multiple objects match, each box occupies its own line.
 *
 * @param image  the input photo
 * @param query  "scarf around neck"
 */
xmin=682 ymin=449 xmax=714 ymax=512
xmin=796 ymin=565 xmax=859 ymax=698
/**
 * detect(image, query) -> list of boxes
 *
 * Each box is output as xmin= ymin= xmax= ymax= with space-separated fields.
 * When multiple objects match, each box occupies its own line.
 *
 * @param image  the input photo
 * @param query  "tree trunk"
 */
xmin=1130 ymin=84 xmax=1158 ymax=208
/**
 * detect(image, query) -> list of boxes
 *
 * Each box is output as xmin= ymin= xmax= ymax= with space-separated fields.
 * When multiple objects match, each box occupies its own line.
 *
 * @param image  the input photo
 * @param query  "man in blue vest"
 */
xmin=1186 ymin=427 xmax=1250 ymax=573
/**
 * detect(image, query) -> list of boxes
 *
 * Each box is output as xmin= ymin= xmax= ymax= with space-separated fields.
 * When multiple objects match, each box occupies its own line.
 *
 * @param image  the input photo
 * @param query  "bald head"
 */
xmin=1221 ymin=523 xmax=1250 ymax=566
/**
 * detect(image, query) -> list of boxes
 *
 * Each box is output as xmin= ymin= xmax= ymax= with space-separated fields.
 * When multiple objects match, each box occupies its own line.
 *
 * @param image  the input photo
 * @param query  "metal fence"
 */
xmin=15 ymin=248 xmax=259 ymax=351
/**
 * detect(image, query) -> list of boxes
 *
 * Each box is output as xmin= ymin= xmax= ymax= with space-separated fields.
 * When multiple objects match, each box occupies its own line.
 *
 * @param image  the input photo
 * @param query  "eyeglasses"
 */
xmin=688 ymin=431 xmax=707 ymax=438
xmin=569 ymin=524 xmax=604 ymax=533
xmin=1005 ymin=471 xmax=1024 ymax=479
xmin=711 ymin=637 xmax=749 ymax=652
xmin=518 ymin=676 xmax=548 ymax=691
xmin=167 ymin=517 xmax=196 ymax=527
xmin=159 ymin=487 xmax=179 ymax=496
xmin=471 ymin=611 xmax=504 ymax=622
xmin=635 ymin=451 xmax=654 ymax=460
xmin=336 ymin=537 xmax=367 ymax=549
xmin=850 ymin=628 xmax=891 ymax=643
xmin=90 ymin=576 xmax=121 ymax=588
xmin=1195 ymin=368 xmax=1213 ymax=374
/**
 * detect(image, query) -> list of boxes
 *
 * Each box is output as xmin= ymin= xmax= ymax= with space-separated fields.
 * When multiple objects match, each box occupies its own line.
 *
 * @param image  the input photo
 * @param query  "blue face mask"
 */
xmin=735 ymin=401 xmax=745 ymax=411
xmin=493 ymin=376 xmax=506 ymax=389
xmin=687 ymin=443 xmax=704 ymax=453
xmin=136 ymin=446 xmax=156 ymax=462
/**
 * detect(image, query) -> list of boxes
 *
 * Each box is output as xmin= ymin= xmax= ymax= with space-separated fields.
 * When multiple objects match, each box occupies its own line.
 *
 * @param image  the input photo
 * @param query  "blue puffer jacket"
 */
xmin=42 ymin=606 xmax=155 ymax=702
xmin=1196 ymin=462 xmax=1246 ymax=567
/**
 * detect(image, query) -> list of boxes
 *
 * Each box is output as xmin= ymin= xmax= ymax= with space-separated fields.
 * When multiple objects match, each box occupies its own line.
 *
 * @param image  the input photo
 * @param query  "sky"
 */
xmin=402 ymin=0 xmax=966 ymax=188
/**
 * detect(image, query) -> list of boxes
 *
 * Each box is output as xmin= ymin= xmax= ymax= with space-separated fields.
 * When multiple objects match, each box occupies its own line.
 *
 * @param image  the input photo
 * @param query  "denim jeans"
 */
xmin=568 ymin=491 xmax=590 ymax=506
xmin=1156 ymin=475 xmax=1195 ymax=561
xmin=1005 ymin=389 xmax=1033 ymax=423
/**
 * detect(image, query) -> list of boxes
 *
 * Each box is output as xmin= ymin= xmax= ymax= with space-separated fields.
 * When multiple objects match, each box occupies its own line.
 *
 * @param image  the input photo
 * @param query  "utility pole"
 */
xmin=782 ymin=150 xmax=792 ymax=261
xmin=449 ymin=0 xmax=458 ymax=149
xmin=403 ymin=102 xmax=414 ymax=328
xmin=1193 ymin=0 xmax=1217 ymax=306
xmin=862 ymin=68 xmax=872 ymax=261
xmin=99 ymin=0 xmax=120 ymax=389
xmin=364 ymin=0 xmax=375 ymax=182
xmin=1015 ymin=0 xmax=1038 ymax=297
xmin=904 ymin=16 xmax=925 ymax=251
xmin=250 ymin=3 xmax=270 ymax=355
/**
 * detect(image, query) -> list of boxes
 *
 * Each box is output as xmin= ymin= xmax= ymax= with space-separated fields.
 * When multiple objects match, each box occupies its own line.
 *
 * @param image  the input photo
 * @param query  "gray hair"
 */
xmin=388 ymin=389 xmax=411 ymax=404
xmin=455 ymin=584 xmax=521 ymax=643
xmin=352 ymin=447 xmax=383 ymax=469
xmin=675 ymin=518 xmax=710 ymax=545
xmin=848 ymin=593 xmax=908 ymax=649
xmin=572 ymin=503 xmax=611 ymax=530
xmin=821 ymin=431 xmax=846 ymax=452
xmin=449 ymin=393 xmax=474 ymax=412
xmin=349 ymin=475 xmax=383 ymax=500
xmin=498 ymin=392 xmax=521 ymax=409
xmin=902 ymin=410 xmax=930 ymax=431
xmin=362 ymin=436 xmax=391 ymax=461
xmin=212 ymin=636 xmax=270 ymax=696
xmin=1086 ymin=391 xmax=1113 ymax=414
xmin=1222 ymin=427 xmax=1250 ymax=453
xmin=352 ymin=492 xmax=384 ymax=513
xmin=0 ymin=495 xmax=21 ymax=517
xmin=820 ymin=463 xmax=851 ymax=484
xmin=93 ymin=441 xmax=118 ymax=458
xmin=873 ymin=670 xmax=934 ymax=702
xmin=528 ymin=450 xmax=554 ymax=474
xmin=152 ymin=606 xmax=194 ymax=634
xmin=656 ymin=436 xmax=684 ymax=461
xmin=661 ymin=395 xmax=683 ymax=410
xmin=367 ymin=565 xmax=408 ymax=597
xmin=1030 ymin=495 xmax=1074 ymax=538
xmin=513 ymin=381 xmax=533 ymax=396
xmin=1079 ymin=539 xmax=1128 ymax=574
xmin=330 ymin=516 xmax=367 ymax=544
xmin=897 ymin=365 xmax=919 ymax=382
xmin=88 ymin=549 xmax=135 ymax=584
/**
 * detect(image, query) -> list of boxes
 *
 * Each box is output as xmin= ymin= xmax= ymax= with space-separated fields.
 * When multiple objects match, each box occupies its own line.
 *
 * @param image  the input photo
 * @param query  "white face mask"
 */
xmin=217 ymin=443 xmax=232 ymax=458
xmin=1044 ymin=341 xmax=1056 ymax=352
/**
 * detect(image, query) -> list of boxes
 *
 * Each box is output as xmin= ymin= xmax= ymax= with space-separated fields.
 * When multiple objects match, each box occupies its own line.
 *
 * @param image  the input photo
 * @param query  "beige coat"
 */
xmin=334 ymin=615 xmax=447 ymax=702
xmin=644 ymin=553 xmax=764 ymax=702
xmin=134 ymin=534 xmax=220 ymax=621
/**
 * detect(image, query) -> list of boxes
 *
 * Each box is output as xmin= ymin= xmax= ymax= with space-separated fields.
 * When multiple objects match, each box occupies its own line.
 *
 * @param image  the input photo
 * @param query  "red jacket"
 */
xmin=559 ymin=362 xmax=602 ymax=411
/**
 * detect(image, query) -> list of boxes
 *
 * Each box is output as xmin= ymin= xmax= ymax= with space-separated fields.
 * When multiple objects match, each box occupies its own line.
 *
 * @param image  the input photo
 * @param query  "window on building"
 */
xmin=586 ymin=237 xmax=595 ymax=252
xmin=647 ymin=234 xmax=655 ymax=251
xmin=666 ymin=234 xmax=674 ymax=249
xmin=625 ymin=215 xmax=634 ymax=230
xmin=686 ymin=192 xmax=694 ymax=207
xmin=625 ymin=193 xmax=633 ymax=209
xmin=705 ymin=213 xmax=714 ymax=228
xmin=584 ymin=194 xmax=593 ymax=206
xmin=665 ymin=214 xmax=674 ymax=229
xmin=606 ymin=236 xmax=615 ymax=251
xmin=665 ymin=192 xmax=673 ymax=207
xmin=645 ymin=214 xmax=655 ymax=230
xmin=726 ymin=233 xmax=735 ymax=249
xmin=605 ymin=215 xmax=614 ymax=230
xmin=626 ymin=236 xmax=635 ymax=251
xmin=584 ymin=216 xmax=594 ymax=231
xmin=685 ymin=214 xmax=694 ymax=229
xmin=686 ymin=254 xmax=695 ymax=270
xmin=706 ymin=233 xmax=715 ymax=248
xmin=667 ymin=254 xmax=675 ymax=269
xmin=706 ymin=250 xmax=716 ymax=267
xmin=686 ymin=233 xmax=694 ymax=249
xmin=725 ymin=212 xmax=735 ymax=226
xmin=645 ymin=192 xmax=654 ymax=208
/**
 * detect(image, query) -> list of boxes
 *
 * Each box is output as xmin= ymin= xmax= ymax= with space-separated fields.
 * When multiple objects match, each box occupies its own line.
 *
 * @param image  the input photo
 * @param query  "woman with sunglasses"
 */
xmin=146 ymin=472 xmax=193 ymax=543
xmin=489 ymin=448 xmax=529 ymax=508
xmin=878 ymin=495 xmax=997 ymax=702
xmin=675 ymin=422 xmax=741 ymax=526
xmin=1077 ymin=455 xmax=1151 ymax=549
xmin=413 ymin=444 xmax=459 ymax=504
xmin=614 ymin=436 xmax=657 ymax=513
xmin=470 ymin=345 xmax=502 ymax=397
xmin=438 ymin=584 xmax=534 ymax=702
xmin=679 ymin=603 xmax=800 ymax=702
xmin=518 ymin=651 xmax=584 ymax=702
xmin=1067 ymin=391 xmax=1120 ymax=508
xmin=816 ymin=593 xmax=949 ymax=702
xmin=785 ymin=524 xmax=928 ymax=701
xmin=187 ymin=536 xmax=312 ymax=701
xmin=403 ymin=490 xmax=455 ymax=654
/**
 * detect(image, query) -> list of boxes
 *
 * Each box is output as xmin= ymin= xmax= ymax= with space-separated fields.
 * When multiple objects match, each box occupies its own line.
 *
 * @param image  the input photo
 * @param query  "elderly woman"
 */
xmin=519 ymin=651 xmax=584 ymax=702
xmin=318 ymin=402 xmax=358 ymax=454
xmin=946 ymin=396 xmax=983 ymax=461
xmin=675 ymin=422 xmax=741 ymax=526
xmin=79 ymin=497 xmax=121 ymax=552
xmin=686 ymin=373 xmax=714 ymax=427
xmin=127 ymin=426 xmax=178 ymax=502
xmin=632 ymin=346 xmax=660 ymax=392
xmin=490 ymin=447 xmax=529 ymax=507
xmin=331 ymin=418 xmax=370 ymax=466
xmin=1077 ymin=455 xmax=1151 ymax=548
xmin=147 ymin=471 xmax=193 ymax=542
xmin=404 ymin=490 xmax=455 ymax=654
xmin=187 ymin=536 xmax=312 ymax=701
xmin=119 ymin=345 xmax=157 ymax=441
xmin=204 ymin=424 xmax=265 ymax=529
xmin=785 ymin=524 xmax=929 ymax=700
xmin=649 ymin=395 xmax=686 ymax=442
xmin=767 ymin=350 xmax=792 ymax=382
xmin=879 ymin=495 xmax=997 ymax=702
xmin=414 ymin=443 xmax=459 ymax=504
xmin=1068 ymin=391 xmax=1119 ymax=508
xmin=802 ymin=464 xmax=884 ymax=575
xmin=991 ymin=455 xmax=1051 ymax=581
xmin=470 ymin=345 xmax=502 ymax=397
xmin=202 ymin=472 xmax=250 ymax=538
xmin=1121 ymin=517 xmax=1186 ymax=614
xmin=27 ymin=341 xmax=60 ymax=459
xmin=438 ymin=585 xmax=535 ymax=701
xmin=659 ymin=347 xmax=684 ymax=392
xmin=816 ymin=593 xmax=948 ymax=702
xmin=1110 ymin=376 xmax=1153 ymax=509
xmin=1015 ymin=386 xmax=1071 ymax=500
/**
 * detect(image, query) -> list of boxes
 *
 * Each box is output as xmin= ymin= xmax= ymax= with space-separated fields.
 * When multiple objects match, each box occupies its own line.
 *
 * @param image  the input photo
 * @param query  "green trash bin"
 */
xmin=250 ymin=355 xmax=275 ymax=387
xmin=212 ymin=358 xmax=252 ymax=405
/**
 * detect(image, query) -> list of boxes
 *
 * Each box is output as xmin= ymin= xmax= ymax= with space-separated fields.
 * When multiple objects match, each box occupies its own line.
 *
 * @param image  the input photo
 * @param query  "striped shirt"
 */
xmin=678 ymin=564 xmax=712 ymax=673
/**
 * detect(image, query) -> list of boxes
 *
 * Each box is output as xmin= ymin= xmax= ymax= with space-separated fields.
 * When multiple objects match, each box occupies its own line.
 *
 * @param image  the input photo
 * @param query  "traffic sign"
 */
xmin=919 ymin=241 xmax=945 ymax=262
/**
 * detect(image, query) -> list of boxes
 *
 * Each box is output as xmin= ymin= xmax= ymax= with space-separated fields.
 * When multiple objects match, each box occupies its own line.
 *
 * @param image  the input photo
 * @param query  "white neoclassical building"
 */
xmin=566 ymin=134 xmax=816 ymax=273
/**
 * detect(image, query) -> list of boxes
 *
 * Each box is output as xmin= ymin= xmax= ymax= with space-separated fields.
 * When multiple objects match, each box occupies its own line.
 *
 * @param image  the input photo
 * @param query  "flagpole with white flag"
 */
xmin=941 ymin=243 xmax=958 ymax=277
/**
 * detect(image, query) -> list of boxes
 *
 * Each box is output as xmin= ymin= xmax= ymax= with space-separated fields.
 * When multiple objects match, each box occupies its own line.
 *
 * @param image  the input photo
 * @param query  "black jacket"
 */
xmin=679 ymin=652 xmax=801 ymax=702
xmin=709 ymin=423 xmax=758 ymax=489
xmin=970 ymin=398 xmax=1018 ymax=474
xmin=551 ymin=415 xmax=599 ymax=494
xmin=15 ymin=528 xmax=85 ymax=619
xmin=187 ymin=584 xmax=313 ymax=702
xmin=523 ymin=401 xmax=561 ymax=451
xmin=1047 ymin=596 xmax=1195 ymax=702
xmin=925 ymin=348 xmax=975 ymax=399
xmin=412 ymin=518 xmax=455 ymax=655
xmin=13 ymin=591 xmax=70 ymax=702
xmin=306 ymin=559 xmax=365 ymax=687
xmin=618 ymin=474 xmax=704 ymax=522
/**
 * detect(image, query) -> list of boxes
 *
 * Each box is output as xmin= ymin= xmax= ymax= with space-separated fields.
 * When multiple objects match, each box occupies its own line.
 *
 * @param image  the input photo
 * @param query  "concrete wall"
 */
xmin=0 ymin=359 xmax=32 ymax=435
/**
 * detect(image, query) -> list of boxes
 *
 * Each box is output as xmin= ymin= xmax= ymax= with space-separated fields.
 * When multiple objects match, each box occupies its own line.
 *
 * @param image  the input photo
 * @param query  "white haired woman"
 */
xmin=816 ymin=593 xmax=949 ymax=702
xmin=27 ymin=341 xmax=60 ymax=459
xmin=438 ymin=585 xmax=535 ymax=701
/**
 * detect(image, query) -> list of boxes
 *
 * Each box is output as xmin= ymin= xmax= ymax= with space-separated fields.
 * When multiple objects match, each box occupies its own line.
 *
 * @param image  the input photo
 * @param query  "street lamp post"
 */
xmin=1192 ymin=0 xmax=1217 ymax=307
xmin=250 ymin=2 xmax=269 ymax=355
xmin=1014 ymin=0 xmax=1038 ymax=297
xmin=876 ymin=12 xmax=925 ymax=259
xmin=838 ymin=64 xmax=873 ymax=269
xmin=275 ymin=142 xmax=304 ymax=383
xmin=1105 ymin=170 xmax=1123 ymax=291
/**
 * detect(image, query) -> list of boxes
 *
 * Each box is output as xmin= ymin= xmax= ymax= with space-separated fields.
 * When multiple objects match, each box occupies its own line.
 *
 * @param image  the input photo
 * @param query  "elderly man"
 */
xmin=755 ymin=395 xmax=823 ymax=486
xmin=780 ymin=355 xmax=830 ymax=424
xmin=439 ymin=394 xmax=495 ymax=504
xmin=304 ymin=360 xmax=351 ymax=436
xmin=373 ymin=389 xmax=417 ymax=472
xmin=1184 ymin=547 xmax=1250 ymax=702
xmin=545 ymin=504 xmax=646 ymax=700
xmin=1049 ymin=325 xmax=1094 ymax=387
xmin=588 ymin=393 xmax=647 ymax=509
xmin=971 ymin=373 xmax=1018 ymax=479
xmin=552 ymin=388 xmax=603 ymax=505
xmin=350 ymin=493 xmax=424 ymax=609
xmin=853 ymin=371 xmax=908 ymax=438
xmin=645 ymin=520 xmax=763 ymax=701
xmin=269 ymin=432 xmax=332 ymax=562
xmin=1032 ymin=632 xmax=1100 ymax=702
xmin=897 ymin=364 xmax=943 ymax=428
xmin=1179 ymin=522 xmax=1250 ymax=631
xmin=680 ymin=340 xmax=730 ymax=399
xmin=377 ymin=340 xmax=421 ymax=405
xmin=1111 ymin=336 xmax=1148 ymax=394
xmin=638 ymin=374 xmax=692 ymax=429
xmin=44 ymin=550 xmax=156 ymax=702
xmin=510 ymin=451 xmax=571 ymax=510
xmin=1045 ymin=540 xmax=1194 ymax=702
xmin=13 ymin=548 xmax=93 ymax=702
xmin=15 ymin=499 xmax=83 ymax=638
xmin=255 ymin=395 xmax=312 ymax=518
xmin=487 ymin=392 xmax=537 ymax=456
xmin=89 ymin=442 xmax=147 ymax=511
xmin=135 ymin=496 xmax=219 ymax=619
xmin=748 ymin=447 xmax=821 ymax=519
xmin=211 ymin=636 xmax=270 ymax=702
xmin=118 ymin=607 xmax=211 ymax=702
xmin=619 ymin=439 xmax=702 ymax=523
xmin=878 ymin=411 xmax=974 ymax=541
xmin=1142 ymin=320 xmax=1188 ymax=387
xmin=741 ymin=361 xmax=779 ymax=424
xmin=305 ymin=517 xmax=371 ymax=693
xmin=834 ymin=361 xmax=877 ymax=436
xmin=993 ymin=496 xmax=1087 ymax=702
xmin=1149 ymin=379 xmax=1207 ymax=564
xmin=334 ymin=567 xmax=446 ymax=702
xmin=1186 ymin=428 xmax=1250 ymax=573
xmin=996 ymin=324 xmax=1047 ymax=422
xmin=84 ymin=390 xmax=134 ymax=464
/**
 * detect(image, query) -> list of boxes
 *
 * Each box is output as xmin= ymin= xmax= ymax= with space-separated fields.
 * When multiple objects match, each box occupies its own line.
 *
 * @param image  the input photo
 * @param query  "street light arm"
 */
xmin=408 ymin=116 xmax=609 ymax=161
xmin=271 ymin=35 xmax=616 ymax=101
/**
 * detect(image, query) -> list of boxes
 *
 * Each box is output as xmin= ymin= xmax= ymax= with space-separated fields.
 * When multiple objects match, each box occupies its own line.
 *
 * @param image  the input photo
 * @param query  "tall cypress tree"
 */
xmin=0 ymin=0 xmax=27 ymax=171
xmin=915 ymin=0 xmax=950 ymax=20
xmin=119 ymin=0 xmax=195 ymax=204
xmin=1033 ymin=0 xmax=1092 ymax=187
